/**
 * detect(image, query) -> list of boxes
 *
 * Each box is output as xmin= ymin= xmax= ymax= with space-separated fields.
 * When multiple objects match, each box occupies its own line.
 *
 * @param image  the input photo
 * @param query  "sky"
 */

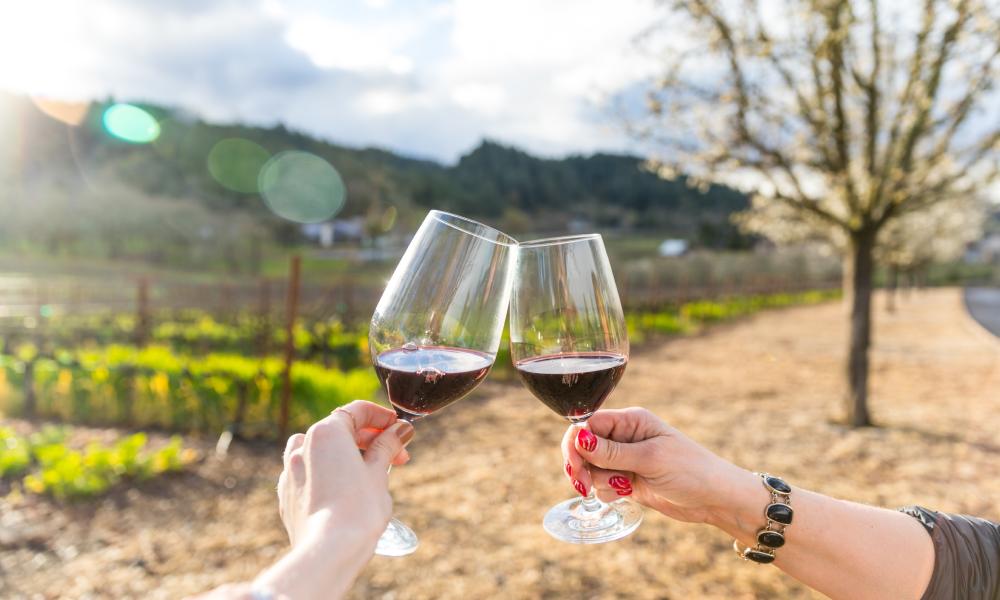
xmin=0 ymin=0 xmax=662 ymax=163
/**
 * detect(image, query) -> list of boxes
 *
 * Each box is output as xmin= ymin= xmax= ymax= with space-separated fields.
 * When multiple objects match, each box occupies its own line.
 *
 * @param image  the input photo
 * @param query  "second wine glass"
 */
xmin=368 ymin=210 xmax=517 ymax=556
xmin=509 ymin=234 xmax=642 ymax=544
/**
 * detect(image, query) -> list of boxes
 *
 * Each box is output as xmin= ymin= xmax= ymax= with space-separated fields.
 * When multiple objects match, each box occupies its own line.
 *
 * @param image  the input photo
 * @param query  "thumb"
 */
xmin=574 ymin=427 xmax=648 ymax=473
xmin=364 ymin=420 xmax=415 ymax=470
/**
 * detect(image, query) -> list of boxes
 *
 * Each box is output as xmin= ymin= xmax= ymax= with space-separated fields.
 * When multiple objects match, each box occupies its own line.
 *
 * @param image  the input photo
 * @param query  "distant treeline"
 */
xmin=0 ymin=93 xmax=751 ymax=271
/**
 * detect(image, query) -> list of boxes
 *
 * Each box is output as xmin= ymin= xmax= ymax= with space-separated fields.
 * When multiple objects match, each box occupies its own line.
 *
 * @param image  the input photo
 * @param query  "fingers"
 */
xmin=334 ymin=400 xmax=399 ymax=433
xmin=392 ymin=448 xmax=411 ymax=466
xmin=276 ymin=469 xmax=286 ymax=514
xmin=561 ymin=425 xmax=590 ymax=492
xmin=363 ymin=420 xmax=415 ymax=470
xmin=595 ymin=488 xmax=620 ymax=503
xmin=559 ymin=425 xmax=636 ymax=499
xmin=279 ymin=433 xmax=306 ymax=517
xmin=304 ymin=399 xmax=395 ymax=456
xmin=283 ymin=433 xmax=305 ymax=471
xmin=585 ymin=407 xmax=665 ymax=441
xmin=288 ymin=447 xmax=306 ymax=487
xmin=589 ymin=466 xmax=635 ymax=498
xmin=302 ymin=412 xmax=359 ymax=480
xmin=298 ymin=402 xmax=406 ymax=480
xmin=573 ymin=424 xmax=650 ymax=473
xmin=357 ymin=428 xmax=411 ymax=465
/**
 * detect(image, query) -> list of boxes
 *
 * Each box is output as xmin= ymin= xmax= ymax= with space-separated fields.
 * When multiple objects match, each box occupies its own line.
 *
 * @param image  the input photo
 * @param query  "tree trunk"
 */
xmin=886 ymin=266 xmax=898 ymax=313
xmin=844 ymin=229 xmax=876 ymax=427
xmin=902 ymin=270 xmax=914 ymax=298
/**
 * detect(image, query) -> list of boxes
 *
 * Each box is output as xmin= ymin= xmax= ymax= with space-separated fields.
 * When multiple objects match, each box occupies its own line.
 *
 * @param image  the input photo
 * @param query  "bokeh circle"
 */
xmin=258 ymin=151 xmax=346 ymax=223
xmin=207 ymin=138 xmax=270 ymax=193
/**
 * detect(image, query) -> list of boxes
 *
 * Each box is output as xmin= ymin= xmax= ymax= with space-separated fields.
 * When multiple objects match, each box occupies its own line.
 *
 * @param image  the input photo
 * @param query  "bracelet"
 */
xmin=733 ymin=472 xmax=793 ymax=564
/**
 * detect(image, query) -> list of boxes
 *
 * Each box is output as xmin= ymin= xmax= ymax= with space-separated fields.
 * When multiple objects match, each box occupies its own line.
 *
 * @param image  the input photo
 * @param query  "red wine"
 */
xmin=374 ymin=346 xmax=494 ymax=420
xmin=515 ymin=352 xmax=627 ymax=421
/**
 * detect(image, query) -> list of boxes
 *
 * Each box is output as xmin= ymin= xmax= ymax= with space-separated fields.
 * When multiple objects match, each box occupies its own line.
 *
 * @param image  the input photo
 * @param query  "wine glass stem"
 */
xmin=581 ymin=487 xmax=603 ymax=512
xmin=386 ymin=415 xmax=416 ymax=475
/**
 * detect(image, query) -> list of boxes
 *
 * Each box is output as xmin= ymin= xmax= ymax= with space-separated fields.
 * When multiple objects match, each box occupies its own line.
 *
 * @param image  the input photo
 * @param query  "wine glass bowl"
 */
xmin=368 ymin=210 xmax=516 ymax=556
xmin=509 ymin=233 xmax=642 ymax=544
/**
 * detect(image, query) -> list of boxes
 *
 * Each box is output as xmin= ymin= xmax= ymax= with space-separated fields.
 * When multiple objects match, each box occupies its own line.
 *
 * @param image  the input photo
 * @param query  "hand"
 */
xmin=277 ymin=400 xmax=415 ymax=548
xmin=190 ymin=402 xmax=415 ymax=600
xmin=561 ymin=407 xmax=751 ymax=525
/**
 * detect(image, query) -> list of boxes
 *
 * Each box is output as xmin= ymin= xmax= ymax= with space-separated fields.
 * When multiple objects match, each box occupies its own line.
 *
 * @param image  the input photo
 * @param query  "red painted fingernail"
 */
xmin=573 ymin=479 xmax=588 ymax=497
xmin=565 ymin=463 xmax=572 ymax=477
xmin=576 ymin=429 xmax=597 ymax=452
xmin=609 ymin=475 xmax=632 ymax=496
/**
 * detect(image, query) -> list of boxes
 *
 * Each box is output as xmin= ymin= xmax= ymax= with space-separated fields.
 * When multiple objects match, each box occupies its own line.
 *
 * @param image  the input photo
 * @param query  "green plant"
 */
xmin=7 ymin=428 xmax=195 ymax=500
xmin=0 ymin=427 xmax=31 ymax=477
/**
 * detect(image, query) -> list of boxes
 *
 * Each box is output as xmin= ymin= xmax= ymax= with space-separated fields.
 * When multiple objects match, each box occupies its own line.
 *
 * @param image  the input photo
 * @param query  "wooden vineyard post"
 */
xmin=221 ymin=282 xmax=236 ymax=324
xmin=23 ymin=359 xmax=36 ymax=418
xmin=136 ymin=278 xmax=150 ymax=347
xmin=279 ymin=256 xmax=302 ymax=441
xmin=651 ymin=270 xmax=661 ymax=308
xmin=231 ymin=380 xmax=250 ymax=439
xmin=256 ymin=278 xmax=271 ymax=356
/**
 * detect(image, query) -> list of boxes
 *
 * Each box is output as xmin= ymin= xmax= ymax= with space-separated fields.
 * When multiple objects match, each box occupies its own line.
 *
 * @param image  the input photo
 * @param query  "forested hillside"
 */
xmin=0 ymin=93 xmax=750 ymax=271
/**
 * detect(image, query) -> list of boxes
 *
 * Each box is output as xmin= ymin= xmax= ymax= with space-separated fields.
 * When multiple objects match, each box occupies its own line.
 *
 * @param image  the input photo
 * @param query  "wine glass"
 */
xmin=509 ymin=234 xmax=642 ymax=544
xmin=369 ymin=210 xmax=517 ymax=556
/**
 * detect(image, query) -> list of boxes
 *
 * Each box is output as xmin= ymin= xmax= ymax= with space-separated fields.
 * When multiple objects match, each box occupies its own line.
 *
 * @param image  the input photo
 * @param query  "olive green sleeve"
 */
xmin=900 ymin=506 xmax=1000 ymax=600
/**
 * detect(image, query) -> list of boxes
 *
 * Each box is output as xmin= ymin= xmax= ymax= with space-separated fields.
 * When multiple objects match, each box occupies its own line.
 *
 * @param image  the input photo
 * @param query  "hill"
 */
xmin=0 ymin=93 xmax=750 ymax=271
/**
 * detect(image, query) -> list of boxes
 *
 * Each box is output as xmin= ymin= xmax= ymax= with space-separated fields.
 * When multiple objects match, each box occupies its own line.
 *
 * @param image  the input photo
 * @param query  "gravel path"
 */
xmin=3 ymin=288 xmax=999 ymax=599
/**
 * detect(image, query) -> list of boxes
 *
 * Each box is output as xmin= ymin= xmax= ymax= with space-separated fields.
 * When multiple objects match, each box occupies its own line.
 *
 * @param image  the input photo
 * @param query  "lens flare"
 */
xmin=207 ymin=138 xmax=270 ymax=193
xmin=32 ymin=97 xmax=88 ymax=126
xmin=380 ymin=205 xmax=398 ymax=232
xmin=102 ymin=103 xmax=160 ymax=143
xmin=258 ymin=151 xmax=346 ymax=223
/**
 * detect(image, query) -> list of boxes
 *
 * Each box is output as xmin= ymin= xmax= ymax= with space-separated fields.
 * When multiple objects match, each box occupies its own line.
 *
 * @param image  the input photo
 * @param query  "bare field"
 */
xmin=3 ymin=288 xmax=999 ymax=599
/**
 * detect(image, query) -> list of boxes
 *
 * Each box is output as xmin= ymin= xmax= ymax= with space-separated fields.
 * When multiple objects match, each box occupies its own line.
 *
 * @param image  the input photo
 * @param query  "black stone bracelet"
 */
xmin=733 ymin=473 xmax=793 ymax=564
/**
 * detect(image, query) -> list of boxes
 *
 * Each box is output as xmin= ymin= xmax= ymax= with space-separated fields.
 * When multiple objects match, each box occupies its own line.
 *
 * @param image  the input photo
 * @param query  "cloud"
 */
xmin=437 ymin=0 xmax=659 ymax=156
xmin=0 ymin=0 xmax=660 ymax=162
xmin=284 ymin=15 xmax=417 ymax=74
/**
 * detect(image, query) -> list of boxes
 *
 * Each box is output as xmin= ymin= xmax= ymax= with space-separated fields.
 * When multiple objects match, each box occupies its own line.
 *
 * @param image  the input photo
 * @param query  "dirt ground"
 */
xmin=2 ymin=288 xmax=999 ymax=599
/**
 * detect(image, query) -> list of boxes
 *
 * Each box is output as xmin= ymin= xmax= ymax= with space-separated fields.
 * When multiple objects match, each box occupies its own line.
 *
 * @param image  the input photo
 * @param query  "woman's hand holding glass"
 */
xmin=277 ymin=400 xmax=414 ymax=547
xmin=560 ymin=407 xmax=756 ymax=527
xmin=249 ymin=401 xmax=415 ymax=600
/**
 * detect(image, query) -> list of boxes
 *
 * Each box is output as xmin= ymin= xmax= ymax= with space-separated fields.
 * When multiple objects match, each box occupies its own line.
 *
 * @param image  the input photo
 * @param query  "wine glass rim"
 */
xmin=428 ymin=210 xmax=518 ymax=247
xmin=518 ymin=233 xmax=602 ymax=248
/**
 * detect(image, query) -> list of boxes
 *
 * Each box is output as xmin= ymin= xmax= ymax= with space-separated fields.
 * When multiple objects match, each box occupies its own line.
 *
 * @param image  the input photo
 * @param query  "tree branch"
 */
xmin=863 ymin=0 xmax=881 ymax=180
xmin=894 ymin=0 xmax=972 ymax=177
xmin=825 ymin=0 xmax=862 ymax=214
xmin=871 ymin=0 xmax=936 ymax=211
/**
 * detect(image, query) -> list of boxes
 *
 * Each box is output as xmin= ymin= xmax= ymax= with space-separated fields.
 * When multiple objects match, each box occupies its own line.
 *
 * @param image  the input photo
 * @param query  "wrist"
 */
xmin=704 ymin=466 xmax=772 ymax=544
xmin=254 ymin=510 xmax=381 ymax=600
xmin=302 ymin=508 xmax=384 ymax=552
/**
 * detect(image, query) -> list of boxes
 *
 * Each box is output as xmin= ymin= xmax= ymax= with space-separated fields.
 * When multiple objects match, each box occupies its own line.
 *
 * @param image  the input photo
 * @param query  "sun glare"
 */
xmin=102 ymin=104 xmax=160 ymax=143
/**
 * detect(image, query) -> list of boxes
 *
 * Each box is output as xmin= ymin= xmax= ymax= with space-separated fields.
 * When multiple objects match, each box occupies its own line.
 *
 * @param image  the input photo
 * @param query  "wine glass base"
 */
xmin=375 ymin=517 xmax=419 ymax=557
xmin=542 ymin=497 xmax=643 ymax=544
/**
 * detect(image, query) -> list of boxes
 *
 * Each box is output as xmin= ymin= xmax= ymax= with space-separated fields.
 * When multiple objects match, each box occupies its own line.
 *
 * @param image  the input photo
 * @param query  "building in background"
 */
xmin=301 ymin=218 xmax=365 ymax=248
xmin=658 ymin=239 xmax=689 ymax=257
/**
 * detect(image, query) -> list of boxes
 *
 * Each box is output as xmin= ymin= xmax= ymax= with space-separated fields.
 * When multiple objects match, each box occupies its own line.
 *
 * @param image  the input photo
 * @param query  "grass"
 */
xmin=0 ymin=345 xmax=380 ymax=435
xmin=0 ymin=425 xmax=196 ymax=499
xmin=0 ymin=289 xmax=842 ymax=434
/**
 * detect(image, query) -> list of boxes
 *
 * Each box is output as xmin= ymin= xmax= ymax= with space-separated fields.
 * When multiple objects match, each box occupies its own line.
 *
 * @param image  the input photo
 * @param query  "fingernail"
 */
xmin=576 ymin=429 xmax=597 ymax=452
xmin=609 ymin=475 xmax=632 ymax=496
xmin=391 ymin=421 xmax=415 ymax=446
xmin=573 ymin=479 xmax=588 ymax=497
xmin=565 ymin=463 xmax=572 ymax=477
